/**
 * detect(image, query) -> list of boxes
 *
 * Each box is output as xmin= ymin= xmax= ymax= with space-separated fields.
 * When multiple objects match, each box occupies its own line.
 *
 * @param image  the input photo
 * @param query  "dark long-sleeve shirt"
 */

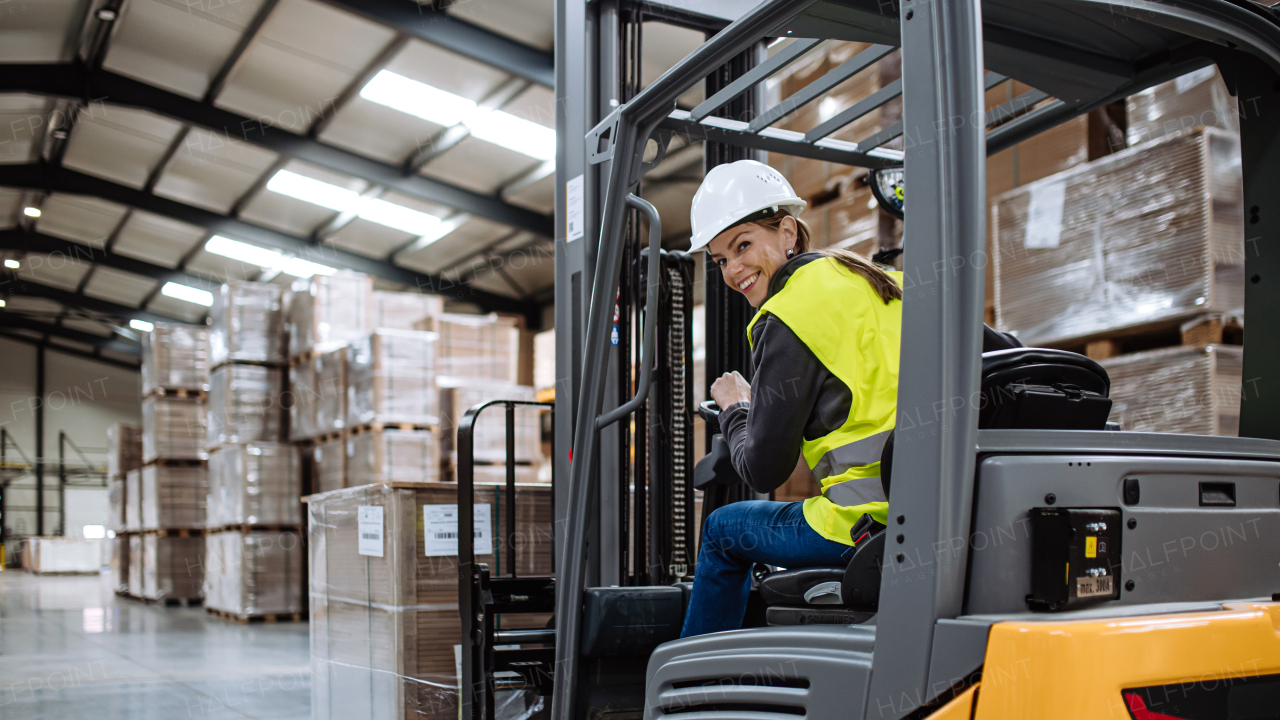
xmin=718 ymin=253 xmax=1022 ymax=495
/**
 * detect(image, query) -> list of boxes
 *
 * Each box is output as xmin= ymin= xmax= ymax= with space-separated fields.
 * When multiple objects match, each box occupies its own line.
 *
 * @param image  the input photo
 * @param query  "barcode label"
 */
xmin=423 ymin=504 xmax=493 ymax=557
xmin=357 ymin=506 xmax=384 ymax=557
xmin=1076 ymin=575 xmax=1114 ymax=598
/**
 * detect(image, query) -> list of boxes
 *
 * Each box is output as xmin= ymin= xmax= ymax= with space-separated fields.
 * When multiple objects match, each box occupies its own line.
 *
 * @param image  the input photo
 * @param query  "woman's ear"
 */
xmin=780 ymin=215 xmax=798 ymax=253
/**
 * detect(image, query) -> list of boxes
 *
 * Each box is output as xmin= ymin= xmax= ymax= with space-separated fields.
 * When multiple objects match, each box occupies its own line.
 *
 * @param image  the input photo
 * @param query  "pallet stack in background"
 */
xmin=204 ymin=281 xmax=305 ymax=622
xmin=107 ymin=423 xmax=143 ymax=594
xmin=991 ymin=68 xmax=1246 ymax=434
xmin=136 ymin=323 xmax=210 ymax=605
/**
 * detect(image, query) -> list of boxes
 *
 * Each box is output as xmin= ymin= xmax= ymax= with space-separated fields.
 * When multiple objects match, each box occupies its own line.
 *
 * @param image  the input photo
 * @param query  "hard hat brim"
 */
xmin=689 ymin=199 xmax=807 ymax=253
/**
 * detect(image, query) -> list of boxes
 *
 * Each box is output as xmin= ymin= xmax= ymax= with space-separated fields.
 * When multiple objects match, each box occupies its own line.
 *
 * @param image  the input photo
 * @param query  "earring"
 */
xmin=786 ymin=248 xmax=795 ymax=258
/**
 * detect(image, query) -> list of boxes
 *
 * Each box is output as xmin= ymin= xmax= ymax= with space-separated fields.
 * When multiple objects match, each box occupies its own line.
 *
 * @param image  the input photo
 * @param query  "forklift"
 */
xmin=459 ymin=0 xmax=1280 ymax=717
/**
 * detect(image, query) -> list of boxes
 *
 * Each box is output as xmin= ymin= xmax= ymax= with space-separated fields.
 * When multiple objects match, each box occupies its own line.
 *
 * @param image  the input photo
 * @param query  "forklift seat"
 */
xmin=757 ymin=347 xmax=1112 ymax=625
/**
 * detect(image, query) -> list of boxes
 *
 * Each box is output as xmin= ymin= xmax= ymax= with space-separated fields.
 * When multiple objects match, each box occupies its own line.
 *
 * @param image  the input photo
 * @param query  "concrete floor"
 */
xmin=0 ymin=571 xmax=310 ymax=720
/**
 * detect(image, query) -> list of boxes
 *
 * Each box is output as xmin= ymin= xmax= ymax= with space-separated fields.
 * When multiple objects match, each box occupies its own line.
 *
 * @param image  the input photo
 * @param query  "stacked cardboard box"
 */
xmin=208 ymin=364 xmax=283 ymax=449
xmin=1126 ymin=67 xmax=1238 ymax=147
xmin=106 ymin=423 xmax=142 ymax=537
xmin=207 ymin=442 xmax=301 ymax=528
xmin=25 ymin=537 xmax=102 ymax=574
xmin=142 ymin=534 xmax=205 ymax=600
xmin=141 ymin=464 xmax=208 ymax=530
xmin=346 ymin=429 xmax=440 ymax=485
xmin=371 ymin=290 xmax=443 ymax=332
xmin=142 ymin=396 xmax=208 ymax=462
xmin=141 ymin=324 xmax=209 ymax=396
xmin=426 ymin=313 xmax=520 ymax=384
xmin=109 ymin=536 xmax=129 ymax=594
xmin=439 ymin=381 xmax=541 ymax=469
xmin=992 ymin=127 xmax=1243 ymax=347
xmin=289 ymin=271 xmax=373 ymax=356
xmin=125 ymin=470 xmax=142 ymax=532
xmin=308 ymin=482 xmax=553 ymax=720
xmin=1101 ymin=345 xmax=1243 ymax=436
xmin=346 ymin=330 xmax=439 ymax=429
xmin=204 ymin=529 xmax=304 ymax=617
xmin=210 ymin=282 xmax=286 ymax=366
xmin=311 ymin=437 xmax=347 ymax=495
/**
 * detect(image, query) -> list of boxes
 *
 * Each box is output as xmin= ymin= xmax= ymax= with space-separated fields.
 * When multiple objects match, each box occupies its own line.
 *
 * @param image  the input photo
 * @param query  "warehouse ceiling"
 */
xmin=0 ymin=0 xmax=710 ymax=367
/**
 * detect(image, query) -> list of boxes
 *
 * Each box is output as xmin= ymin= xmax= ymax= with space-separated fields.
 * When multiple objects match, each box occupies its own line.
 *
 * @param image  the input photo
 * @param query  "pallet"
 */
xmin=288 ymin=349 xmax=317 ymax=367
xmin=211 ymin=359 xmax=285 ymax=372
xmin=1048 ymin=313 xmax=1244 ymax=361
xmin=143 ymin=457 xmax=208 ymax=468
xmin=206 ymin=607 xmax=307 ymax=624
xmin=349 ymin=422 xmax=439 ymax=436
xmin=143 ymin=596 xmax=203 ymax=608
xmin=310 ymin=430 xmax=346 ymax=445
xmin=142 ymin=527 xmax=206 ymax=538
xmin=209 ymin=524 xmax=302 ymax=535
xmin=145 ymin=387 xmax=208 ymax=400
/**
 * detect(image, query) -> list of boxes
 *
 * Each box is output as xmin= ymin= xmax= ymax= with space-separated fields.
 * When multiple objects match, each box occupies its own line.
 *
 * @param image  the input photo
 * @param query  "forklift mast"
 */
xmin=550 ymin=1 xmax=1280 ymax=719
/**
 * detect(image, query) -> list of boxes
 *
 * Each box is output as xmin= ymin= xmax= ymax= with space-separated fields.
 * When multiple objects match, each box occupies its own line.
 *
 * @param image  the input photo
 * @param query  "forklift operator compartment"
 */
xmin=511 ymin=0 xmax=1280 ymax=719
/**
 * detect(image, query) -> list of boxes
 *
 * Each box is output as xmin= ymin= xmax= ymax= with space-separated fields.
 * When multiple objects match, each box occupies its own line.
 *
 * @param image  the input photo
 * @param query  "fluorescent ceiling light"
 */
xmin=361 ymin=70 xmax=477 ymax=127
xmin=266 ymin=169 xmax=360 ymax=212
xmin=82 ymin=524 xmax=106 ymax=539
xmin=129 ymin=319 xmax=153 ymax=332
xmin=23 ymin=206 xmax=41 ymax=218
xmin=161 ymin=282 xmax=213 ymax=306
xmin=360 ymin=70 xmax=556 ymax=161
xmin=281 ymin=257 xmax=336 ymax=277
xmin=356 ymin=198 xmax=444 ymax=236
xmin=4 ymin=259 xmax=19 ymax=269
xmin=0 ymin=299 xmax=6 ymax=308
xmin=205 ymin=235 xmax=285 ymax=267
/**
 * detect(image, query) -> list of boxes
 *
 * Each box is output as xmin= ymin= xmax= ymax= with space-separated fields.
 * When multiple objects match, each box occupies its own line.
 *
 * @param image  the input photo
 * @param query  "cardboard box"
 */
xmin=141 ymin=534 xmax=205 ymax=601
xmin=204 ymin=529 xmax=304 ymax=616
xmin=314 ymin=348 xmax=347 ymax=436
xmin=108 ymin=476 xmax=127 ymax=532
xmin=439 ymin=381 xmax=542 ymax=466
xmin=107 ymin=423 xmax=143 ymax=478
xmin=141 ymin=464 xmax=208 ymax=530
xmin=1101 ymin=344 xmax=1242 ymax=436
xmin=129 ymin=534 xmax=143 ymax=597
xmin=142 ymin=395 xmax=208 ymax=462
xmin=208 ymin=442 xmax=301 ymax=528
xmin=425 ymin=313 xmax=520 ymax=384
xmin=288 ymin=360 xmax=316 ymax=442
xmin=210 ymin=281 xmax=285 ymax=366
xmin=372 ymin=291 xmax=444 ymax=332
xmin=126 ymin=470 xmax=142 ymax=532
xmin=312 ymin=437 xmax=347 ymax=495
xmin=27 ymin=537 xmax=102 ymax=574
xmin=346 ymin=429 xmax=440 ymax=486
xmin=347 ymin=330 xmax=439 ymax=429
xmin=208 ymin=364 xmax=283 ymax=448
xmin=1127 ymin=67 xmax=1238 ymax=147
xmin=110 ymin=535 xmax=129 ymax=593
xmin=288 ymin=271 xmax=372 ymax=358
xmin=142 ymin=323 xmax=210 ymax=394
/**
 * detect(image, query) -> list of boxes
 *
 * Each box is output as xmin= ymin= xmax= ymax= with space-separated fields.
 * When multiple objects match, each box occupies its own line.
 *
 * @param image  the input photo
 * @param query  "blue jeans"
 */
xmin=680 ymin=500 xmax=854 ymax=638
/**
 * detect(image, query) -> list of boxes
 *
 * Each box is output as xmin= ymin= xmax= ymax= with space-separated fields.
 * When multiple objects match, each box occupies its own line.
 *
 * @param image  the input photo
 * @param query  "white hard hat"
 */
xmin=688 ymin=159 xmax=806 ymax=252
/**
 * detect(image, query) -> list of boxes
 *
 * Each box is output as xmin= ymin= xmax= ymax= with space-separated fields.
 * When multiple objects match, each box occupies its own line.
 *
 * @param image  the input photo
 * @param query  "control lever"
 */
xmin=693 ymin=401 xmax=742 ymax=490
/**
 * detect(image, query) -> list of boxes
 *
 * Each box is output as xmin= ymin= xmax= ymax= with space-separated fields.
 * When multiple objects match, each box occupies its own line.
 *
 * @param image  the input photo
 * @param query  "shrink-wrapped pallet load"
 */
xmin=1101 ymin=344 xmax=1243 ymax=436
xmin=107 ymin=423 xmax=143 ymax=478
xmin=27 ymin=538 xmax=103 ymax=574
xmin=210 ymin=281 xmax=285 ymax=366
xmin=312 ymin=437 xmax=346 ymax=494
xmin=108 ymin=476 xmax=127 ymax=532
xmin=141 ymin=464 xmax=208 ymax=530
xmin=992 ymin=128 xmax=1243 ymax=346
xmin=142 ymin=395 xmax=208 ymax=462
xmin=110 ymin=536 xmax=129 ymax=593
xmin=288 ymin=271 xmax=372 ymax=359
xmin=207 ymin=442 xmax=301 ymax=528
xmin=308 ymin=483 xmax=553 ymax=720
xmin=126 ymin=470 xmax=142 ymax=532
xmin=1126 ymin=66 xmax=1239 ymax=146
xmin=142 ymin=323 xmax=210 ymax=394
xmin=204 ymin=530 xmax=304 ymax=617
xmin=288 ymin=360 xmax=316 ymax=441
xmin=128 ymin=534 xmax=143 ymax=597
xmin=347 ymin=330 xmax=438 ymax=429
xmin=424 ymin=313 xmax=520 ymax=384
xmin=141 ymin=534 xmax=205 ymax=601
xmin=371 ymin=290 xmax=443 ymax=332
xmin=439 ymin=381 xmax=542 ymax=467
xmin=208 ymin=364 xmax=283 ymax=448
xmin=314 ymin=348 xmax=347 ymax=436
xmin=346 ymin=429 xmax=439 ymax=486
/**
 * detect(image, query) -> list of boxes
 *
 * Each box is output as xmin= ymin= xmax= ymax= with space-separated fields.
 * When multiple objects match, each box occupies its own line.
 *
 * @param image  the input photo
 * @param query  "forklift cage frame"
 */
xmin=554 ymin=0 xmax=1280 ymax=718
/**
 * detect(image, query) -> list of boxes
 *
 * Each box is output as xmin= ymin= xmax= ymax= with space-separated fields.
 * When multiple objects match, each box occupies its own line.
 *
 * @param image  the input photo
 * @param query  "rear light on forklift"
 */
xmin=1122 ymin=673 xmax=1280 ymax=720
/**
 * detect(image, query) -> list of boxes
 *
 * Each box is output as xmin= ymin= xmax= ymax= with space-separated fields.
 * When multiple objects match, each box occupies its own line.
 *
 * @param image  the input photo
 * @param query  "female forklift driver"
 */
xmin=680 ymin=159 xmax=902 ymax=638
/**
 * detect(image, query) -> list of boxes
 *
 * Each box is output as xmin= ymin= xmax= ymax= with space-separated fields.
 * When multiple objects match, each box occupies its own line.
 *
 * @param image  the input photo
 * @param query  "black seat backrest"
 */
xmin=979 ymin=348 xmax=1113 ymax=430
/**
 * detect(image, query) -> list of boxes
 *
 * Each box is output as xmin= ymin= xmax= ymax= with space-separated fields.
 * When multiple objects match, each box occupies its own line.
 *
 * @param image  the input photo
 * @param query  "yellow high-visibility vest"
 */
xmin=746 ymin=257 xmax=902 ymax=545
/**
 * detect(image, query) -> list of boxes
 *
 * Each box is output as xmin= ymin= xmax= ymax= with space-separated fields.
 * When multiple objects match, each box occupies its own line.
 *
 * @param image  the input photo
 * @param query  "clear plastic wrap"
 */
xmin=128 ymin=534 xmax=143 ymax=596
xmin=439 ymin=381 xmax=542 ymax=466
xmin=26 ymin=537 xmax=102 ymax=574
xmin=110 ymin=535 xmax=129 ymax=593
xmin=312 ymin=437 xmax=346 ymax=495
xmin=210 ymin=281 xmax=285 ymax=366
xmin=108 ymin=476 xmax=127 ymax=532
xmin=107 ymin=423 xmax=143 ymax=478
xmin=141 ymin=464 xmax=208 ymax=530
xmin=308 ymin=482 xmax=552 ymax=720
xmin=442 ymin=464 xmax=542 ymax=484
xmin=141 ymin=323 xmax=210 ymax=394
xmin=207 ymin=442 xmax=301 ymax=528
xmin=1126 ymin=66 xmax=1239 ymax=147
xmin=204 ymin=529 xmax=304 ymax=616
xmin=992 ymin=127 xmax=1244 ymax=346
xmin=143 ymin=395 xmax=208 ymax=462
xmin=346 ymin=429 xmax=439 ymax=486
xmin=314 ymin=348 xmax=347 ymax=436
xmin=208 ymin=364 xmax=283 ymax=448
xmin=141 ymin=534 xmax=205 ymax=600
xmin=288 ymin=271 xmax=372 ymax=358
xmin=126 ymin=470 xmax=142 ymax=532
xmin=423 ymin=313 xmax=520 ymax=384
xmin=288 ymin=360 xmax=316 ymax=442
xmin=347 ymin=330 xmax=438 ymax=429
xmin=372 ymin=290 xmax=443 ymax=332
xmin=1100 ymin=344 xmax=1242 ymax=435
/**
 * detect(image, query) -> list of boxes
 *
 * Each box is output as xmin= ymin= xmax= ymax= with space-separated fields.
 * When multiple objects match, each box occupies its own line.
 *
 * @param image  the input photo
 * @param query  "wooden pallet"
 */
xmin=310 ymin=430 xmax=346 ymax=445
xmin=1049 ymin=314 xmax=1244 ymax=361
xmin=211 ymin=359 xmax=285 ymax=371
xmin=209 ymin=524 xmax=302 ymax=534
xmin=145 ymin=387 xmax=207 ymax=400
xmin=206 ymin=607 xmax=307 ymax=624
xmin=141 ymin=596 xmax=203 ymax=607
xmin=288 ymin=349 xmax=316 ymax=367
xmin=142 ymin=527 xmax=206 ymax=538
xmin=349 ymin=422 xmax=439 ymax=436
xmin=143 ymin=457 xmax=208 ymax=468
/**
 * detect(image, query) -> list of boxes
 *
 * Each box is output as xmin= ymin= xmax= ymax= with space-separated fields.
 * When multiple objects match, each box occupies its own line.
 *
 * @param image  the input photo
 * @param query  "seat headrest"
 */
xmin=981 ymin=348 xmax=1111 ymax=395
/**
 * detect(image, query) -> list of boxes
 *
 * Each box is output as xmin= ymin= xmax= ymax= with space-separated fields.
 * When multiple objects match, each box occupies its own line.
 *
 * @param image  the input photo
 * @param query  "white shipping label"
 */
xmin=424 ymin=504 xmax=493 ymax=557
xmin=357 ymin=505 xmax=384 ymax=557
xmin=1024 ymin=181 xmax=1066 ymax=249
xmin=566 ymin=174 xmax=585 ymax=243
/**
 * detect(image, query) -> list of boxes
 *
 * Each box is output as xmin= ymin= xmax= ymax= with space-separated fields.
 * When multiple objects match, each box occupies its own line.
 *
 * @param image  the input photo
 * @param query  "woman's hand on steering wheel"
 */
xmin=710 ymin=371 xmax=752 ymax=409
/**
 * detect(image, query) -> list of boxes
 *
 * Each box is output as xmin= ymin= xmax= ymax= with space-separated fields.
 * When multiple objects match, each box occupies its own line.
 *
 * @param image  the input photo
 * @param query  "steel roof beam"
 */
xmin=203 ymin=0 xmax=280 ymax=104
xmin=0 ymin=329 xmax=139 ymax=370
xmin=0 ymin=64 xmax=553 ymax=236
xmin=3 ymin=276 xmax=183 ymax=325
xmin=0 ymin=228 xmax=212 ymax=291
xmin=0 ymin=313 xmax=139 ymax=354
xmin=316 ymin=0 xmax=554 ymax=88
xmin=0 ymin=164 xmax=540 ymax=322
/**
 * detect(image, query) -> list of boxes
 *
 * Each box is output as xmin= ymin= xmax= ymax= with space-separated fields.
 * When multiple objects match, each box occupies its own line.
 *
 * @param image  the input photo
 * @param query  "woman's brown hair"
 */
xmin=751 ymin=210 xmax=903 ymax=304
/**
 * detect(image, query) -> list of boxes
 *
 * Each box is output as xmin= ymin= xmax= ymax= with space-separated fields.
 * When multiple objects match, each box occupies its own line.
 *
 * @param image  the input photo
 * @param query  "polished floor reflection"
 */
xmin=0 ymin=571 xmax=309 ymax=720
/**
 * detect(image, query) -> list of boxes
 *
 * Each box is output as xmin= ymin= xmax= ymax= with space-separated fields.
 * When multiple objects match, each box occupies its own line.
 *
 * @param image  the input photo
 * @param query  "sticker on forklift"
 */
xmin=1024 ymin=180 xmax=1066 ymax=249
xmin=423 ymin=504 xmax=493 ymax=557
xmin=357 ymin=505 xmax=384 ymax=557
xmin=1085 ymin=535 xmax=1097 ymax=558
xmin=566 ymin=174 xmax=584 ymax=242
xmin=1076 ymin=575 xmax=1114 ymax=598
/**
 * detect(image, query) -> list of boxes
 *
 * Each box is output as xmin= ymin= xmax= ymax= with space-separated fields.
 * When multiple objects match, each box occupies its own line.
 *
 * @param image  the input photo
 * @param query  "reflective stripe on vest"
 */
xmin=746 ymin=257 xmax=902 ymax=545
